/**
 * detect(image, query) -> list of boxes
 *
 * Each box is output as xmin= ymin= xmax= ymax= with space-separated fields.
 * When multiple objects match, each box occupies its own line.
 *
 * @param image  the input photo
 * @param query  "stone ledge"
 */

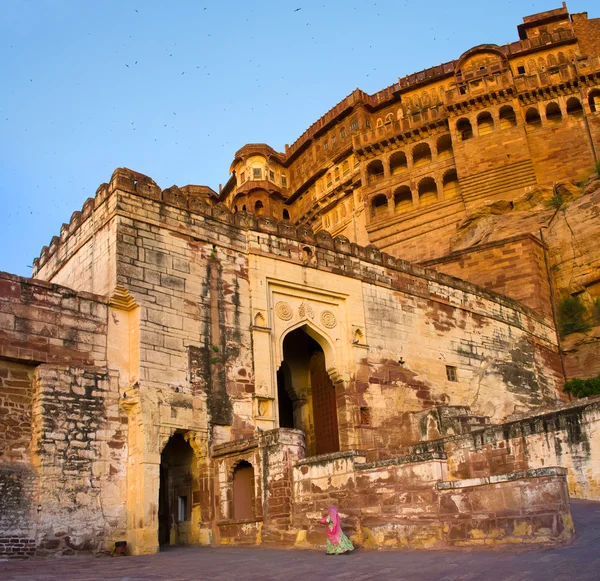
xmin=357 ymin=451 xmax=447 ymax=471
xmin=436 ymin=466 xmax=568 ymax=490
xmin=217 ymin=518 xmax=263 ymax=526
xmin=211 ymin=436 xmax=258 ymax=458
xmin=295 ymin=450 xmax=367 ymax=467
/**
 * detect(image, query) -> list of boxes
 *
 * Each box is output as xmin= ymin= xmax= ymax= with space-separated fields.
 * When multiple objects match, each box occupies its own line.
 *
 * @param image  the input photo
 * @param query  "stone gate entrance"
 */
xmin=277 ymin=326 xmax=339 ymax=456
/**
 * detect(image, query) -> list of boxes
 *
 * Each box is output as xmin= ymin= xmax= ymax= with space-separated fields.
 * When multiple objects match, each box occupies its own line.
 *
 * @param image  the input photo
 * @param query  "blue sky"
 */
xmin=0 ymin=0 xmax=594 ymax=277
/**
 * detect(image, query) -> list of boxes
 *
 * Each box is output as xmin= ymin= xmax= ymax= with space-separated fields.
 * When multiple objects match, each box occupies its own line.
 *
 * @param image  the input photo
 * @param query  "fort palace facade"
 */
xmin=1 ymin=4 xmax=600 ymax=558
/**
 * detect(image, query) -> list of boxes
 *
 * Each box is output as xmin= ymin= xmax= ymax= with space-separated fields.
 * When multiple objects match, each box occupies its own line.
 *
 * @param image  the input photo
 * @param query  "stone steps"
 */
xmin=460 ymin=159 xmax=537 ymax=204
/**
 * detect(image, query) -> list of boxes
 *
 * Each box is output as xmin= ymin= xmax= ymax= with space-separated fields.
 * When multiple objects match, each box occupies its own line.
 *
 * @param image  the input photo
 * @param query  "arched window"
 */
xmin=566 ymin=97 xmax=584 ymax=119
xmin=283 ymin=209 xmax=290 ymax=220
xmin=456 ymin=118 xmax=473 ymax=141
xmin=546 ymin=102 xmax=562 ymax=124
xmin=528 ymin=59 xmax=537 ymax=73
xmin=525 ymin=107 xmax=542 ymax=130
xmin=389 ymin=151 xmax=408 ymax=175
xmin=547 ymin=54 xmax=558 ymax=67
xmin=558 ymin=52 xmax=567 ymax=64
xmin=376 ymin=118 xmax=384 ymax=128
xmin=371 ymin=194 xmax=389 ymax=218
xmin=436 ymin=135 xmax=453 ymax=160
xmin=394 ymin=186 xmax=413 ymax=214
xmin=477 ymin=112 xmax=494 ymax=135
xmin=232 ymin=461 xmax=255 ymax=520
xmin=499 ymin=106 xmax=517 ymax=129
xmin=418 ymin=177 xmax=438 ymax=207
xmin=412 ymin=143 xmax=432 ymax=168
xmin=385 ymin=113 xmax=394 ymax=124
xmin=590 ymin=90 xmax=600 ymax=114
xmin=396 ymin=108 xmax=404 ymax=120
xmin=254 ymin=200 xmax=264 ymax=216
xmin=537 ymin=57 xmax=546 ymax=72
xmin=366 ymin=160 xmax=384 ymax=185
xmin=442 ymin=170 xmax=460 ymax=199
xmin=242 ymin=205 xmax=247 ymax=212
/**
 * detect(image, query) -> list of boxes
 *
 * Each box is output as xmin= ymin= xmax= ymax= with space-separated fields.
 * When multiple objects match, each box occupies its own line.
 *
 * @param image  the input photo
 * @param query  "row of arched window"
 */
xmin=456 ymin=106 xmax=517 ymax=140
xmin=366 ymin=135 xmax=454 ymax=185
xmin=232 ymin=199 xmax=290 ymax=220
xmin=523 ymin=97 xmax=586 ymax=130
xmin=516 ymin=50 xmax=577 ymax=75
xmin=454 ymin=96 xmax=591 ymax=141
xmin=370 ymin=170 xmax=460 ymax=219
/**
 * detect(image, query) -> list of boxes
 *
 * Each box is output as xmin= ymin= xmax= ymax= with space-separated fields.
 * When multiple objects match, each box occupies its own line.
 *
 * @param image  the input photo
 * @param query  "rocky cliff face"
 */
xmin=449 ymin=174 xmax=600 ymax=380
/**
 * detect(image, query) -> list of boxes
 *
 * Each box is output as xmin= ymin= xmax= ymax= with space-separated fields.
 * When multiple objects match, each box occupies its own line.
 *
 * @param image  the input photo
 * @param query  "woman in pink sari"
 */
xmin=319 ymin=505 xmax=354 ymax=555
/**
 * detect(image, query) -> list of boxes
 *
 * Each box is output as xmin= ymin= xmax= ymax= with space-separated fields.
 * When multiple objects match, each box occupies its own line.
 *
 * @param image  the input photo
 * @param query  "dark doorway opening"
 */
xmin=276 ymin=326 xmax=339 ymax=456
xmin=277 ymin=365 xmax=295 ymax=429
xmin=158 ymin=433 xmax=194 ymax=547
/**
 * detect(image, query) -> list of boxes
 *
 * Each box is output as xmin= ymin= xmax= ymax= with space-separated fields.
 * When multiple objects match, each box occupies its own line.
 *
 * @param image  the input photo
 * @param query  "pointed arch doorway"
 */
xmin=158 ymin=433 xmax=194 ymax=547
xmin=276 ymin=326 xmax=340 ymax=457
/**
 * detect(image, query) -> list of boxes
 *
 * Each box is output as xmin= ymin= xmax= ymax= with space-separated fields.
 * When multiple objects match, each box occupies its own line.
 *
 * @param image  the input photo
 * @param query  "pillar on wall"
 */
xmin=121 ymin=389 xmax=160 ymax=555
xmin=258 ymin=428 xmax=306 ymax=545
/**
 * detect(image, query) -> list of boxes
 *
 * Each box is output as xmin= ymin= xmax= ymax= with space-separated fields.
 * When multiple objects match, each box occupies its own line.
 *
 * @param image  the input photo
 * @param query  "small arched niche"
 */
xmin=477 ymin=112 xmax=494 ymax=135
xmin=566 ymin=97 xmax=584 ymax=119
xmin=546 ymin=102 xmax=562 ymax=124
xmin=436 ymin=134 xmax=453 ymax=160
xmin=366 ymin=160 xmax=384 ymax=185
xmin=589 ymin=89 xmax=600 ymax=113
xmin=499 ymin=105 xmax=517 ymax=129
xmin=371 ymin=194 xmax=389 ymax=218
xmin=525 ymin=107 xmax=542 ymax=131
xmin=418 ymin=177 xmax=438 ymax=207
xmin=442 ymin=170 xmax=460 ymax=199
xmin=456 ymin=118 xmax=473 ymax=141
xmin=413 ymin=143 xmax=432 ymax=168
xmin=394 ymin=186 xmax=413 ymax=214
xmin=389 ymin=151 xmax=408 ymax=175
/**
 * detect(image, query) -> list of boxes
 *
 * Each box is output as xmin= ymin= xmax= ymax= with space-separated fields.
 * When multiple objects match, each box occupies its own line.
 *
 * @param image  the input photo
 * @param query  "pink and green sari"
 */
xmin=320 ymin=506 xmax=354 ymax=555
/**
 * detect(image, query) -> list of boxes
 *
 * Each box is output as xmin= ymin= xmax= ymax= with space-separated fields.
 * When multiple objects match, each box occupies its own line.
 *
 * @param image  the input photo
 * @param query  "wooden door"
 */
xmin=310 ymin=352 xmax=339 ymax=455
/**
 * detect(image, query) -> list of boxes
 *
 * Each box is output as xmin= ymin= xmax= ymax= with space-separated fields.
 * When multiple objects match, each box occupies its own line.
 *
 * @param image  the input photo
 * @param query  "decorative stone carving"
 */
xmin=275 ymin=301 xmax=293 ymax=321
xmin=320 ymin=310 xmax=337 ymax=329
xmin=298 ymin=301 xmax=315 ymax=320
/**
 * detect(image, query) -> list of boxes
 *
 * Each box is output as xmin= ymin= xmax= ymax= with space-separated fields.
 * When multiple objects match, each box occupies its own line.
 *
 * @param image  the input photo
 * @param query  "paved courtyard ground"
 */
xmin=3 ymin=500 xmax=600 ymax=581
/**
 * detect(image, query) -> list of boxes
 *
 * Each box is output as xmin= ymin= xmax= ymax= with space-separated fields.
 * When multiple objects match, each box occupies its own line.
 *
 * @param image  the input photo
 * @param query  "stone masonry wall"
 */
xmin=33 ymin=192 xmax=118 ymax=297
xmin=0 ymin=272 xmax=108 ymax=367
xmin=30 ymin=181 xmax=564 ymax=445
xmin=292 ymin=451 xmax=572 ymax=549
xmin=0 ymin=463 xmax=37 ymax=559
xmin=31 ymin=365 xmax=127 ymax=556
xmin=0 ymin=361 xmax=35 ymax=463
xmin=407 ymin=397 xmax=600 ymax=501
xmin=421 ymin=235 xmax=552 ymax=320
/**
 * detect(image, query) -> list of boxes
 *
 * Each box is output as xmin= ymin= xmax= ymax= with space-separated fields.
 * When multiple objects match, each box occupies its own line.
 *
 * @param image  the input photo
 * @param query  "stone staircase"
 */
xmin=460 ymin=159 xmax=537 ymax=207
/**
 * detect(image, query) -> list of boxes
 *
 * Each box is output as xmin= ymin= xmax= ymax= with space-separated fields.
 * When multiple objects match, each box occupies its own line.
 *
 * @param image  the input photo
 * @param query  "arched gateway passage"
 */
xmin=158 ymin=433 xmax=194 ymax=547
xmin=277 ymin=326 xmax=340 ymax=457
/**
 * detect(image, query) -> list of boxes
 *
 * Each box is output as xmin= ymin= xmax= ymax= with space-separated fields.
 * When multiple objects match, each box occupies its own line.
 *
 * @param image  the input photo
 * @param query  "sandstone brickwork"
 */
xmin=3 ymin=4 xmax=600 ymax=560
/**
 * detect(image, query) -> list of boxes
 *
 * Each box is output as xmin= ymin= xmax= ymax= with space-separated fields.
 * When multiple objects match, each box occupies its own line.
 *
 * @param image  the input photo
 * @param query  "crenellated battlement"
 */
xmin=32 ymin=167 xmax=555 ymax=333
